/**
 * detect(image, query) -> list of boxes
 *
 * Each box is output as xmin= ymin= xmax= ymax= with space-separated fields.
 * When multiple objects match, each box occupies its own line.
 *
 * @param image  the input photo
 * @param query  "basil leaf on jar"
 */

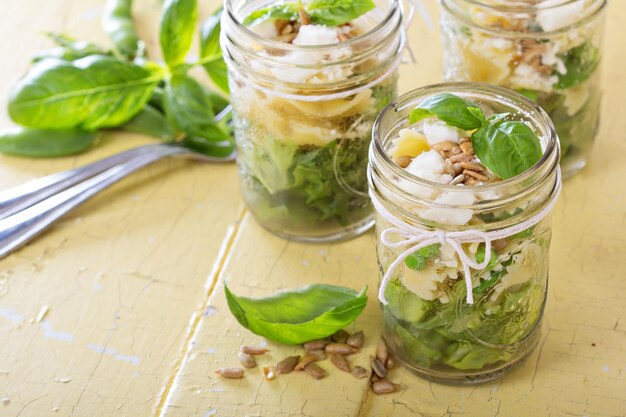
xmin=224 ymin=283 xmax=368 ymax=344
xmin=308 ymin=0 xmax=376 ymax=27
xmin=409 ymin=93 xmax=486 ymax=130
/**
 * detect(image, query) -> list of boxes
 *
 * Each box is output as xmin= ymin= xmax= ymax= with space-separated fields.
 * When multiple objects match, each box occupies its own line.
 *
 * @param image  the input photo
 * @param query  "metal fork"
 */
xmin=0 ymin=109 xmax=235 ymax=259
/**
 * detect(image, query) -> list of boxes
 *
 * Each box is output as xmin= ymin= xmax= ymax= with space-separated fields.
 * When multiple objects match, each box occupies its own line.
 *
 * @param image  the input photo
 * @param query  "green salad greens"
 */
xmin=225 ymin=283 xmax=368 ymax=344
xmin=0 ymin=0 xmax=231 ymax=158
xmin=243 ymin=0 xmax=376 ymax=27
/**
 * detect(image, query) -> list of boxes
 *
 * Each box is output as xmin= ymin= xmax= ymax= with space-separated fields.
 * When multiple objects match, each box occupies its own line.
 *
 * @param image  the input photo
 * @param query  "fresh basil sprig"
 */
xmin=1 ymin=2 xmax=232 ymax=159
xmin=243 ymin=0 xmax=375 ymax=28
xmin=409 ymin=93 xmax=543 ymax=179
xmin=224 ymin=283 xmax=368 ymax=344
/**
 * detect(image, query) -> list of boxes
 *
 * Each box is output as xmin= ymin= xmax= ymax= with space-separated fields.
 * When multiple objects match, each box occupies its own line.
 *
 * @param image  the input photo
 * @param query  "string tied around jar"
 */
xmin=371 ymin=169 xmax=562 ymax=306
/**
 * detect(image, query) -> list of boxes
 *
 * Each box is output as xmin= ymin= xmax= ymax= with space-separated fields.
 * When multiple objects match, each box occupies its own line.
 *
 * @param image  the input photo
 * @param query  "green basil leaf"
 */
xmin=121 ymin=105 xmax=176 ymax=139
xmin=556 ymin=42 xmax=600 ymax=90
xmin=409 ymin=93 xmax=485 ymax=130
xmin=243 ymin=4 xmax=299 ymax=26
xmin=33 ymin=33 xmax=110 ymax=63
xmin=103 ymin=0 xmax=143 ymax=59
xmin=0 ymin=127 xmax=97 ymax=157
xmin=160 ymin=0 xmax=198 ymax=68
xmin=224 ymin=283 xmax=368 ymax=344
xmin=200 ymin=10 xmax=229 ymax=93
xmin=181 ymin=136 xmax=235 ymax=158
xmin=205 ymin=88 xmax=230 ymax=115
xmin=405 ymin=244 xmax=440 ymax=271
xmin=471 ymin=121 xmax=542 ymax=179
xmin=9 ymin=55 xmax=162 ymax=130
xmin=163 ymin=74 xmax=230 ymax=142
xmin=308 ymin=0 xmax=375 ymax=27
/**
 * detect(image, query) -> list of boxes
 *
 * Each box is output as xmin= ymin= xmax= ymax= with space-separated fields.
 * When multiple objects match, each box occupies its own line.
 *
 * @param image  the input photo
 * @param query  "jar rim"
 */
xmin=223 ymin=0 xmax=402 ymax=51
xmin=440 ymin=0 xmax=607 ymax=36
xmin=371 ymin=82 xmax=559 ymax=196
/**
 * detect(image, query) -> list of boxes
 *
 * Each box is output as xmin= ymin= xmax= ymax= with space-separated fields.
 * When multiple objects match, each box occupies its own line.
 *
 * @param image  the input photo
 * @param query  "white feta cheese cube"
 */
xmin=423 ymin=119 xmax=465 ymax=144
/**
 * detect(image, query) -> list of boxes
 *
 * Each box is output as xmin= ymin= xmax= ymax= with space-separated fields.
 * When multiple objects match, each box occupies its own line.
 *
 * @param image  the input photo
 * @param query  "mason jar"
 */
xmin=221 ymin=0 xmax=408 ymax=242
xmin=440 ymin=0 xmax=606 ymax=178
xmin=368 ymin=83 xmax=561 ymax=384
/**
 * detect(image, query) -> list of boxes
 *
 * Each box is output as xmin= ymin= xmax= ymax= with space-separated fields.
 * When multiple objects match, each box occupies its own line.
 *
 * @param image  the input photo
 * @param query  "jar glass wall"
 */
xmin=221 ymin=0 xmax=407 ymax=242
xmin=440 ymin=0 xmax=606 ymax=178
xmin=368 ymin=83 xmax=561 ymax=384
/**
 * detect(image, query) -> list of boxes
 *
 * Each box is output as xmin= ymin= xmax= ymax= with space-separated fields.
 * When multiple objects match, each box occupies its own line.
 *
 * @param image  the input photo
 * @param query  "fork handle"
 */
xmin=0 ymin=143 xmax=165 ymax=220
xmin=0 ymin=145 xmax=189 ymax=259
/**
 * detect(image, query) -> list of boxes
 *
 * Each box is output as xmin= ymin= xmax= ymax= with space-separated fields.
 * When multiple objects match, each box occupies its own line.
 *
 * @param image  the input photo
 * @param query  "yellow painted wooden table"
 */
xmin=0 ymin=1 xmax=625 ymax=416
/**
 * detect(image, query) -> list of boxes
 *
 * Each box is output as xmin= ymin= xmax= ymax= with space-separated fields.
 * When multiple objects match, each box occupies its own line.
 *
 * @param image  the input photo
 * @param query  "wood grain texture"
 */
xmin=0 ymin=0 xmax=624 ymax=416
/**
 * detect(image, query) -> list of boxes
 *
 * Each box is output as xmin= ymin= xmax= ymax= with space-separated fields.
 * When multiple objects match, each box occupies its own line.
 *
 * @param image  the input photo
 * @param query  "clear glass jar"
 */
xmin=221 ymin=0 xmax=407 ymax=242
xmin=440 ymin=0 xmax=606 ymax=178
xmin=369 ymin=83 xmax=561 ymax=384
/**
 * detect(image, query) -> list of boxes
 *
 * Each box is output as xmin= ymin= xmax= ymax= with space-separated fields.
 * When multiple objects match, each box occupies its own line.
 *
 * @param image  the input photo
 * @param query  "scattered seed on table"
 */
xmin=331 ymin=329 xmax=349 ymax=343
xmin=325 ymin=343 xmax=357 ymax=355
xmin=241 ymin=346 xmax=269 ymax=355
xmin=262 ymin=366 xmax=276 ymax=380
xmin=295 ymin=353 xmax=318 ymax=371
xmin=371 ymin=356 xmax=388 ymax=379
xmin=215 ymin=368 xmax=244 ymax=379
xmin=376 ymin=339 xmax=389 ymax=364
xmin=304 ymin=363 xmax=327 ymax=380
xmin=385 ymin=357 xmax=395 ymax=370
xmin=351 ymin=366 xmax=370 ymax=379
xmin=303 ymin=339 xmax=329 ymax=351
xmin=371 ymin=374 xmax=381 ymax=383
xmin=308 ymin=349 xmax=327 ymax=361
xmin=372 ymin=380 xmax=400 ymax=395
xmin=346 ymin=331 xmax=364 ymax=349
xmin=330 ymin=354 xmax=351 ymax=373
xmin=276 ymin=356 xmax=300 ymax=374
xmin=238 ymin=352 xmax=257 ymax=368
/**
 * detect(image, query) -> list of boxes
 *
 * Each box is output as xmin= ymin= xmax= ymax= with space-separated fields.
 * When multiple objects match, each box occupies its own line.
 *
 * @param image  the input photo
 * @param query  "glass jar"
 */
xmin=368 ymin=83 xmax=561 ymax=384
xmin=440 ymin=0 xmax=606 ymax=178
xmin=221 ymin=0 xmax=408 ymax=242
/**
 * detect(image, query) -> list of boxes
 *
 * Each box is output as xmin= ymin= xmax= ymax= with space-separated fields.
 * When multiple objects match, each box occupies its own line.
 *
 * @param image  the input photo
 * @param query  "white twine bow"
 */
xmin=371 ymin=168 xmax=562 ymax=305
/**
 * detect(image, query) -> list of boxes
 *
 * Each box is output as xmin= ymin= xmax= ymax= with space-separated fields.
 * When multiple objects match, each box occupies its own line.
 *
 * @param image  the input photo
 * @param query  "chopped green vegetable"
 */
xmin=556 ymin=42 xmax=600 ymax=90
xmin=224 ymin=283 xmax=368 ymax=344
xmin=405 ymin=244 xmax=440 ymax=271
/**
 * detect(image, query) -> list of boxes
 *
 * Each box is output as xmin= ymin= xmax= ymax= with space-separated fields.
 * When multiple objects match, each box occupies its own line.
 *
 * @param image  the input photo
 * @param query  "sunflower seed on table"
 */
xmin=295 ymin=353 xmax=318 ymax=371
xmin=330 ymin=354 xmax=351 ymax=373
xmin=385 ymin=357 xmax=395 ymax=370
xmin=241 ymin=346 xmax=269 ymax=355
xmin=376 ymin=339 xmax=389 ymax=364
xmin=325 ymin=343 xmax=357 ymax=355
xmin=308 ymin=349 xmax=327 ymax=361
xmin=304 ymin=363 xmax=327 ymax=380
xmin=238 ymin=352 xmax=257 ymax=368
xmin=371 ymin=374 xmax=381 ymax=383
xmin=331 ymin=329 xmax=350 ymax=343
xmin=372 ymin=380 xmax=401 ymax=395
xmin=303 ymin=339 xmax=329 ymax=351
xmin=276 ymin=356 xmax=300 ymax=374
xmin=262 ymin=366 xmax=276 ymax=380
xmin=351 ymin=366 xmax=370 ymax=379
xmin=346 ymin=331 xmax=364 ymax=348
xmin=215 ymin=368 xmax=244 ymax=379
xmin=371 ymin=356 xmax=388 ymax=379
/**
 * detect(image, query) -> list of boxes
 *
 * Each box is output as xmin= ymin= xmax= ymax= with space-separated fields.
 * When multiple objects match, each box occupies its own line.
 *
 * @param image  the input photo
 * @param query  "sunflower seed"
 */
xmin=460 ymin=141 xmax=475 ymax=155
xmin=294 ymin=354 xmax=318 ymax=371
xmin=451 ymin=146 xmax=463 ymax=155
xmin=330 ymin=354 xmax=351 ymax=372
xmin=431 ymin=141 xmax=456 ymax=152
xmin=346 ymin=331 xmax=364 ymax=349
xmin=262 ymin=366 xmax=276 ymax=380
xmin=376 ymin=339 xmax=389 ymax=364
xmin=238 ymin=352 xmax=257 ymax=368
xmin=371 ymin=356 xmax=388 ymax=379
xmin=276 ymin=356 xmax=300 ymax=374
xmin=459 ymin=137 xmax=471 ymax=144
xmin=444 ymin=158 xmax=455 ymax=176
xmin=308 ymin=349 xmax=327 ymax=361
xmin=351 ymin=366 xmax=370 ymax=379
xmin=463 ymin=169 xmax=489 ymax=182
xmin=372 ymin=380 xmax=400 ymax=395
xmin=385 ymin=357 xmax=395 ymax=370
xmin=325 ymin=343 xmax=357 ymax=355
xmin=331 ymin=329 xmax=350 ymax=343
xmin=449 ymin=153 xmax=473 ymax=163
xmin=304 ymin=363 xmax=327 ymax=380
xmin=450 ymin=174 xmax=465 ymax=186
xmin=241 ymin=346 xmax=269 ymax=355
xmin=460 ymin=161 xmax=485 ymax=172
xmin=215 ymin=368 xmax=244 ymax=379
xmin=303 ymin=339 xmax=329 ymax=351
xmin=396 ymin=155 xmax=412 ymax=168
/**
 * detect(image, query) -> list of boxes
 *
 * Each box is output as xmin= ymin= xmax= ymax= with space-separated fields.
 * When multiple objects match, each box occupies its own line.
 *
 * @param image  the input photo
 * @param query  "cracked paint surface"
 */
xmin=0 ymin=1 xmax=626 ymax=417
